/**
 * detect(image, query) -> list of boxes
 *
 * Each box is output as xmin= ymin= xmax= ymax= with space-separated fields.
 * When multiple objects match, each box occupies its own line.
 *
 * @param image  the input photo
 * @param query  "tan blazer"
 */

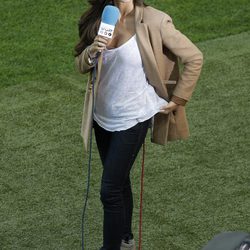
xmin=75 ymin=5 xmax=203 ymax=151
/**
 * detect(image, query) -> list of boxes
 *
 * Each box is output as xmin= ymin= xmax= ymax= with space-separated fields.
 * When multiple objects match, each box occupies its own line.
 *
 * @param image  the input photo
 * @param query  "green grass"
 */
xmin=0 ymin=0 xmax=250 ymax=249
xmin=150 ymin=0 xmax=250 ymax=41
xmin=0 ymin=0 xmax=249 ymax=88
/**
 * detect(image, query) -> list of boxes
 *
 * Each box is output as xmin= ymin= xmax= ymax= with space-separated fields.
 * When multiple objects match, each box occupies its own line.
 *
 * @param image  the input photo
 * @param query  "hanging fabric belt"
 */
xmin=81 ymin=60 xmax=97 ymax=250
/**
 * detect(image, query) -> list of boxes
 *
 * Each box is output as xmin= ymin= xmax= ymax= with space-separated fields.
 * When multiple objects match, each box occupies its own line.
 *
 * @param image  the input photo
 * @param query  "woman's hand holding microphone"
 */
xmin=87 ymin=4 xmax=119 ymax=60
xmin=87 ymin=35 xmax=109 ymax=59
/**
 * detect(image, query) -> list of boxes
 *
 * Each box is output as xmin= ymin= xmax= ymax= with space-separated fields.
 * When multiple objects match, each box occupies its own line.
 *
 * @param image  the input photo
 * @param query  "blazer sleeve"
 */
xmin=75 ymin=47 xmax=95 ymax=74
xmin=160 ymin=16 xmax=203 ymax=105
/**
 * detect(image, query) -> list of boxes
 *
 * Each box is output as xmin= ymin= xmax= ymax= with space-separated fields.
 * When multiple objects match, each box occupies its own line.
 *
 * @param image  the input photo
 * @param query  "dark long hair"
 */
xmin=74 ymin=0 xmax=145 ymax=56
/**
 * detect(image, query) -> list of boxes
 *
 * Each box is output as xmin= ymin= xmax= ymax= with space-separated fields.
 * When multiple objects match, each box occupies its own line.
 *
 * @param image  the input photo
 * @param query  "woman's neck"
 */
xmin=113 ymin=0 xmax=134 ymax=19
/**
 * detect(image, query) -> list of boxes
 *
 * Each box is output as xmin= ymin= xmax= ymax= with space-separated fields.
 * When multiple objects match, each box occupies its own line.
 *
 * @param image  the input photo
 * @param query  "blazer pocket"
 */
xmin=152 ymin=112 xmax=170 ymax=145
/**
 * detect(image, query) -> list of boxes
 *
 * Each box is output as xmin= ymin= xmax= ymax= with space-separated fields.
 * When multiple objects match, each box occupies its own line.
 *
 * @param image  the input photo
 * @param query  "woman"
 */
xmin=75 ymin=0 xmax=203 ymax=249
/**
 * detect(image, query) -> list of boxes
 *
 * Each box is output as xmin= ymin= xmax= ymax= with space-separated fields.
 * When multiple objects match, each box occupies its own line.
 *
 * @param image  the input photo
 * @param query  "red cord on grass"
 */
xmin=138 ymin=142 xmax=145 ymax=250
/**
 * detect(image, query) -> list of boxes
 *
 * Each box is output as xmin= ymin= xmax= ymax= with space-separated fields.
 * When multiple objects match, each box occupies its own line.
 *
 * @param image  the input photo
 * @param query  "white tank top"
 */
xmin=93 ymin=34 xmax=168 ymax=131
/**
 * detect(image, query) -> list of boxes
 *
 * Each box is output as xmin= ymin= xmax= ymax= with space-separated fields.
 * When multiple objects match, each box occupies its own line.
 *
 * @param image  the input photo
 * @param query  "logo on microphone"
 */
xmin=99 ymin=27 xmax=113 ymax=37
xmin=98 ymin=22 xmax=115 ymax=38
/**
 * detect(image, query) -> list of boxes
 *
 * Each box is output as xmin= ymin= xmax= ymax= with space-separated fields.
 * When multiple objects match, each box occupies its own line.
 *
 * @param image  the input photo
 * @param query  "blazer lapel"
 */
xmin=135 ymin=5 xmax=168 ymax=99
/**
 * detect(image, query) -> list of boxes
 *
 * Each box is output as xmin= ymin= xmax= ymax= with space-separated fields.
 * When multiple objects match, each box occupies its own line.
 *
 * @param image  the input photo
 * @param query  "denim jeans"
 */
xmin=93 ymin=118 xmax=151 ymax=250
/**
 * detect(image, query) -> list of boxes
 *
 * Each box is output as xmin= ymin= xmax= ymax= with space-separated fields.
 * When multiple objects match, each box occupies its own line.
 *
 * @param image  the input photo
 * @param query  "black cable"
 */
xmin=81 ymin=60 xmax=97 ymax=250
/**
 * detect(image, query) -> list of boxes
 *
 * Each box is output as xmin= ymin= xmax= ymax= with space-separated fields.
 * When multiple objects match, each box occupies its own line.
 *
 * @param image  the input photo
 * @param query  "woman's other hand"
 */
xmin=159 ymin=101 xmax=179 ymax=114
xmin=88 ymin=35 xmax=109 ymax=58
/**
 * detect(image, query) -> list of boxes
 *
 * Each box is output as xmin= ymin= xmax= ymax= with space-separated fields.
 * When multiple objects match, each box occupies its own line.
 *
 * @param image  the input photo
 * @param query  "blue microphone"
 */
xmin=98 ymin=5 xmax=120 ymax=39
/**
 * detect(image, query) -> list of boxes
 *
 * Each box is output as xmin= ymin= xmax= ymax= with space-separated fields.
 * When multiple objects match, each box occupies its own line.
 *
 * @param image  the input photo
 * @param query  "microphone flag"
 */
xmin=98 ymin=5 xmax=120 ymax=39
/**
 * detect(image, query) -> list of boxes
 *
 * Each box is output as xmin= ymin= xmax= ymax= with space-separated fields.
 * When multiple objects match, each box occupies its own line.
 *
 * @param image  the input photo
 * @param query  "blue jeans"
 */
xmin=93 ymin=118 xmax=151 ymax=250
